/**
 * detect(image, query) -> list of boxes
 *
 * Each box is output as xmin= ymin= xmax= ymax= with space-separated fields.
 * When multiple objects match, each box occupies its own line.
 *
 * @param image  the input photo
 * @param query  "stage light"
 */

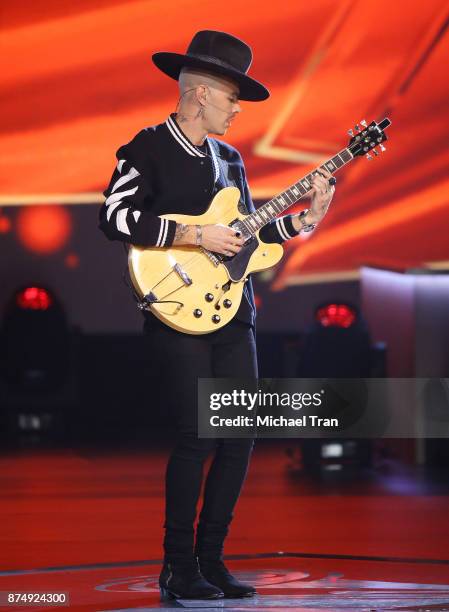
xmin=321 ymin=443 xmax=344 ymax=458
xmin=0 ymin=214 xmax=11 ymax=233
xmin=323 ymin=464 xmax=342 ymax=472
xmin=0 ymin=285 xmax=73 ymax=443
xmin=16 ymin=287 xmax=53 ymax=311
xmin=299 ymin=302 xmax=371 ymax=378
xmin=298 ymin=303 xmax=374 ymax=474
xmin=16 ymin=205 xmax=72 ymax=254
xmin=64 ymin=252 xmax=80 ymax=269
xmin=315 ymin=303 xmax=356 ymax=328
xmin=0 ymin=285 xmax=70 ymax=391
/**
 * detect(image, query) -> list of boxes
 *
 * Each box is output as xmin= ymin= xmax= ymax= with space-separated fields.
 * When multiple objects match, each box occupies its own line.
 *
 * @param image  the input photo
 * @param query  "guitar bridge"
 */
xmin=173 ymin=263 xmax=192 ymax=285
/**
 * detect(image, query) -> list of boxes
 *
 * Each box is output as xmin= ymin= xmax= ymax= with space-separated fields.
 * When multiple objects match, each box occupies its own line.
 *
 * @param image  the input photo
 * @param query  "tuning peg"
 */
xmin=380 ymin=144 xmax=386 ymax=152
xmin=348 ymin=129 xmax=354 ymax=136
xmin=366 ymin=153 xmax=372 ymax=160
xmin=360 ymin=119 xmax=367 ymax=127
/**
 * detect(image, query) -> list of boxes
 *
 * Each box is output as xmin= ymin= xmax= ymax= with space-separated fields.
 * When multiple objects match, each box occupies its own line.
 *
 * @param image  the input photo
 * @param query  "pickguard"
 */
xmin=222 ymin=236 xmax=259 ymax=282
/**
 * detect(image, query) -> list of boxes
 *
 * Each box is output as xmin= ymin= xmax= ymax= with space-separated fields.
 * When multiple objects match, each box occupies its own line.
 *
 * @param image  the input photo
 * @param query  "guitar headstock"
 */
xmin=347 ymin=118 xmax=391 ymax=160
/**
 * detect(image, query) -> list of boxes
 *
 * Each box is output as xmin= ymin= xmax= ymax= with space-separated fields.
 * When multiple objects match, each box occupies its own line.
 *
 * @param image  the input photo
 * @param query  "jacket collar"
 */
xmin=165 ymin=114 xmax=220 ymax=183
xmin=165 ymin=114 xmax=207 ymax=158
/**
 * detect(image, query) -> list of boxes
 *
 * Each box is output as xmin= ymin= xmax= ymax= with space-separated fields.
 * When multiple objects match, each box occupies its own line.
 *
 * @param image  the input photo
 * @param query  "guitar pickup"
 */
xmin=173 ymin=263 xmax=192 ymax=286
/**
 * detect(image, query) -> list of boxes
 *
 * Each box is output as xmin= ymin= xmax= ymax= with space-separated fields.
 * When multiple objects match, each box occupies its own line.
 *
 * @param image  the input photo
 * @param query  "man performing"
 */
xmin=99 ymin=30 xmax=335 ymax=600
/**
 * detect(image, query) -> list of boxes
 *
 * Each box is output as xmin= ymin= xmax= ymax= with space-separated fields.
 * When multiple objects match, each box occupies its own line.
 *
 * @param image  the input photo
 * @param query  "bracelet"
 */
xmin=298 ymin=209 xmax=316 ymax=233
xmin=195 ymin=224 xmax=202 ymax=246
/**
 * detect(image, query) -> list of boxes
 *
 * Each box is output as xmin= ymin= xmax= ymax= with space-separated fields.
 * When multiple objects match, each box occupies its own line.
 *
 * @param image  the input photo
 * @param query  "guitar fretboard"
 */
xmin=240 ymin=147 xmax=353 ymax=234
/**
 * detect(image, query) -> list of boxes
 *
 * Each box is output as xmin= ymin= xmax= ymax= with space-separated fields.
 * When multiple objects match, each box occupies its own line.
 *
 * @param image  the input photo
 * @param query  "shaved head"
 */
xmin=178 ymin=67 xmax=239 ymax=99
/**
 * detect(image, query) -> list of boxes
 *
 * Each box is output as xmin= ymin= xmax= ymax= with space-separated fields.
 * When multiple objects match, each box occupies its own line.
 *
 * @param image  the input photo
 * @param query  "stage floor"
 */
xmin=2 ymin=553 xmax=449 ymax=611
xmin=1 ymin=443 xmax=449 ymax=611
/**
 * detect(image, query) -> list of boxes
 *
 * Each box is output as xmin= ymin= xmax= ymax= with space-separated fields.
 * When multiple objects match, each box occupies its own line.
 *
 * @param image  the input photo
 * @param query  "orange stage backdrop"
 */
xmin=1 ymin=0 xmax=449 ymax=286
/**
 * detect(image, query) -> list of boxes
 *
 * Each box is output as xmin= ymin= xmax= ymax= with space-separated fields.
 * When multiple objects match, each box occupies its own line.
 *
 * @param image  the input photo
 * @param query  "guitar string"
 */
xmin=138 ymin=126 xmax=387 ymax=312
xmin=147 ymin=172 xmax=315 ymax=290
xmin=146 ymin=205 xmax=288 ymax=305
xmin=146 ymin=217 xmax=257 ymax=299
xmin=148 ymin=248 xmax=232 ymax=303
xmin=145 ymin=158 xmax=347 ymax=303
xmin=146 ymin=177 xmax=322 ymax=302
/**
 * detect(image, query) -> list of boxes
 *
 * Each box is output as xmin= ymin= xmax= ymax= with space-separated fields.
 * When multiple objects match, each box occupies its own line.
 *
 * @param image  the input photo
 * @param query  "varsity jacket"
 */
xmin=99 ymin=114 xmax=301 ymax=327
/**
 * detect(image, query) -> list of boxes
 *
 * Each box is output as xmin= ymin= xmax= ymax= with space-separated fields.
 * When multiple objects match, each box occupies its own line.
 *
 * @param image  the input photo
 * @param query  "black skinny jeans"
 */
xmin=143 ymin=316 xmax=258 ymax=563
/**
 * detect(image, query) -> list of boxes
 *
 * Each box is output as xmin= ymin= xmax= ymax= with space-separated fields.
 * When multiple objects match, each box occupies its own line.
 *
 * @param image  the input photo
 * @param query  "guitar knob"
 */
xmin=212 ymin=314 xmax=221 ymax=324
xmin=360 ymin=119 xmax=367 ymax=127
xmin=380 ymin=144 xmax=386 ymax=152
xmin=223 ymin=299 xmax=232 ymax=308
xmin=193 ymin=309 xmax=202 ymax=318
xmin=205 ymin=293 xmax=214 ymax=302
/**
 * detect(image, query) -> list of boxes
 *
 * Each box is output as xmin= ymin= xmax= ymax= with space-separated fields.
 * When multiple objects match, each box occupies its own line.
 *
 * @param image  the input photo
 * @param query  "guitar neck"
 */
xmin=242 ymin=147 xmax=353 ymax=232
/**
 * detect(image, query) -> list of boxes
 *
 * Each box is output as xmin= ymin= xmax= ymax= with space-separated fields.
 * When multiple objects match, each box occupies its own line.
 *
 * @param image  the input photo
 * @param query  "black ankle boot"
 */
xmin=159 ymin=558 xmax=224 ymax=600
xmin=198 ymin=558 xmax=257 ymax=598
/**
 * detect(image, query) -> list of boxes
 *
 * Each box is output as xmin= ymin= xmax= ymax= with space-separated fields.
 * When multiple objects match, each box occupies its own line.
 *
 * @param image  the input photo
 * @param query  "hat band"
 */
xmin=185 ymin=53 xmax=247 ymax=75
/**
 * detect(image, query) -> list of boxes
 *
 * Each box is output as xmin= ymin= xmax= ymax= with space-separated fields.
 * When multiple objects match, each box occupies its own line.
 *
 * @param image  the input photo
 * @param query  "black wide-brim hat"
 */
xmin=152 ymin=30 xmax=269 ymax=102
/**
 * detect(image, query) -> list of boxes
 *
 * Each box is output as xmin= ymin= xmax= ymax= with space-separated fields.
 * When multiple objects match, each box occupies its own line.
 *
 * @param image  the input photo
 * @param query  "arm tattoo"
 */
xmin=174 ymin=223 xmax=188 ymax=243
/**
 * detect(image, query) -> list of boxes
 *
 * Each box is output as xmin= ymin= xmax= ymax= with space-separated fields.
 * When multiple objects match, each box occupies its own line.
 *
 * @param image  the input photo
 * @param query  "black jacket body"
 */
xmin=99 ymin=114 xmax=300 ymax=327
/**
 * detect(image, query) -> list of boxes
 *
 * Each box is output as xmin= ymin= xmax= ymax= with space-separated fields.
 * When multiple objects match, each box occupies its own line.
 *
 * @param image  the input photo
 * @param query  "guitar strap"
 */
xmin=208 ymin=139 xmax=256 ymax=328
xmin=208 ymin=140 xmax=220 ymax=185
xmin=208 ymin=139 xmax=250 ymax=215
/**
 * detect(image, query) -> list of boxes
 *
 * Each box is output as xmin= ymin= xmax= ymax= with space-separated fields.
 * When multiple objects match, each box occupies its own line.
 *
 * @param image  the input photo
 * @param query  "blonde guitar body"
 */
xmin=128 ymin=187 xmax=283 ymax=334
xmin=127 ymin=117 xmax=393 ymax=334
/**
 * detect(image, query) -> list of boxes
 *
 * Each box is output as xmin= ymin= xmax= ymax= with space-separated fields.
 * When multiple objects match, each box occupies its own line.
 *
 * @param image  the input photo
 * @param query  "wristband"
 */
xmin=298 ymin=209 xmax=316 ymax=233
xmin=195 ymin=225 xmax=202 ymax=246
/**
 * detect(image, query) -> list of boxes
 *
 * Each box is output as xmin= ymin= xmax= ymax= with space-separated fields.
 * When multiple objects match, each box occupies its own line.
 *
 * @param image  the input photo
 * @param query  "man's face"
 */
xmin=202 ymin=77 xmax=241 ymax=135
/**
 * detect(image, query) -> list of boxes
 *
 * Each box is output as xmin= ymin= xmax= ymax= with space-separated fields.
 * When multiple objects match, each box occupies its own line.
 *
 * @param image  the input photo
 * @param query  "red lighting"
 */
xmin=316 ymin=303 xmax=356 ymax=328
xmin=16 ymin=287 xmax=53 ymax=311
xmin=65 ymin=252 xmax=80 ymax=269
xmin=0 ymin=214 xmax=12 ymax=233
xmin=254 ymin=293 xmax=262 ymax=309
xmin=16 ymin=205 xmax=71 ymax=254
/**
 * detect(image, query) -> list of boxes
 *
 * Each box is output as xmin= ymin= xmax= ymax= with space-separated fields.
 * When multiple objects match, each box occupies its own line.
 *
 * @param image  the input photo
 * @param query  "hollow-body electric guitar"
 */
xmin=128 ymin=118 xmax=391 ymax=334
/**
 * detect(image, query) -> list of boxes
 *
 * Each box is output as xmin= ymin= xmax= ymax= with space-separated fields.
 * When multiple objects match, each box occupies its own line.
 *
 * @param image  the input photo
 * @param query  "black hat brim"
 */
xmin=152 ymin=52 xmax=269 ymax=102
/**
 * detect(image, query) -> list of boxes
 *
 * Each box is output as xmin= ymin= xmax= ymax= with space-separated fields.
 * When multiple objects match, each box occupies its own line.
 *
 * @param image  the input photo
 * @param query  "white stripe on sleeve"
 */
xmin=111 ymin=166 xmax=140 ymax=193
xmin=160 ymin=218 xmax=169 ymax=246
xmin=276 ymin=218 xmax=290 ymax=241
xmin=279 ymin=216 xmax=295 ymax=239
xmin=116 ymin=208 xmax=131 ymax=235
xmin=156 ymin=218 xmax=166 ymax=247
xmin=106 ymin=200 xmax=122 ymax=221
xmin=105 ymin=185 xmax=138 ymax=207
